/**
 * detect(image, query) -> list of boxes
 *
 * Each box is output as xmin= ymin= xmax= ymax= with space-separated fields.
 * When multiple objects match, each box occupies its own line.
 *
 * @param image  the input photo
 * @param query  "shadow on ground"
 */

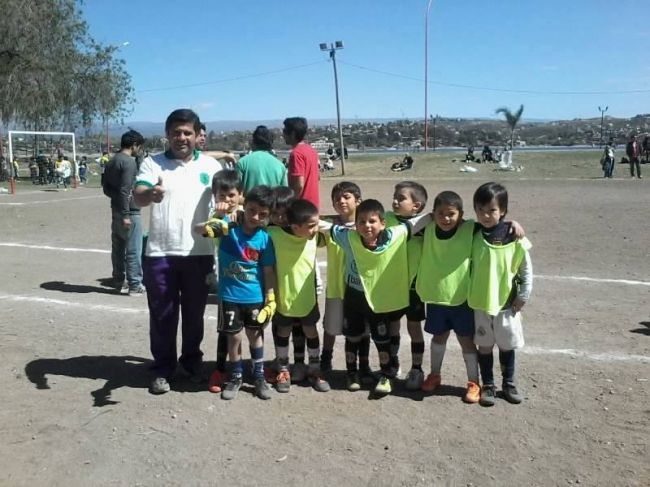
xmin=630 ymin=321 xmax=650 ymax=336
xmin=25 ymin=355 xmax=152 ymax=407
xmin=41 ymin=280 xmax=117 ymax=295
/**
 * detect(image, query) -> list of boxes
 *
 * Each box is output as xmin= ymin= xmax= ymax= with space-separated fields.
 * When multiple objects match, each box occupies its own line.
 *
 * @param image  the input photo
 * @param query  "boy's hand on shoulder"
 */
xmin=509 ymin=220 xmax=525 ymax=239
xmin=511 ymin=298 xmax=525 ymax=314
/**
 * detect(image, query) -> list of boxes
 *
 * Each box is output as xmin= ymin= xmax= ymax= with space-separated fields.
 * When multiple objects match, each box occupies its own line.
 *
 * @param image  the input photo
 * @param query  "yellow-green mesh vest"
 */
xmin=267 ymin=226 xmax=317 ymax=317
xmin=348 ymin=226 xmax=409 ymax=313
xmin=468 ymin=236 xmax=532 ymax=316
xmin=385 ymin=211 xmax=422 ymax=285
xmin=416 ymin=220 xmax=474 ymax=305
xmin=325 ymin=231 xmax=346 ymax=299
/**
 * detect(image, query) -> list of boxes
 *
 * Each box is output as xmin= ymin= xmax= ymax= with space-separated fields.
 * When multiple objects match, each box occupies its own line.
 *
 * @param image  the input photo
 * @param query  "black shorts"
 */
xmin=343 ymin=287 xmax=392 ymax=343
xmin=273 ymin=305 xmax=320 ymax=330
xmin=218 ymin=300 xmax=264 ymax=334
xmin=394 ymin=288 xmax=426 ymax=322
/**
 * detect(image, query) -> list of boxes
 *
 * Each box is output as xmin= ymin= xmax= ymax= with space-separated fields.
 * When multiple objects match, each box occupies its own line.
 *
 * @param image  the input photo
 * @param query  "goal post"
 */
xmin=8 ymin=130 xmax=77 ymax=175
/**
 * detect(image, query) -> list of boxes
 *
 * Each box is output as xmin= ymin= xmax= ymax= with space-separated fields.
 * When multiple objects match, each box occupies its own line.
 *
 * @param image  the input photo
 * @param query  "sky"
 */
xmin=82 ymin=0 xmax=650 ymax=123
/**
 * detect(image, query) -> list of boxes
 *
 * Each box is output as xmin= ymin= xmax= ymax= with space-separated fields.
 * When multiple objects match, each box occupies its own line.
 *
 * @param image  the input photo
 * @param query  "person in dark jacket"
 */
xmin=103 ymin=130 xmax=146 ymax=294
xmin=626 ymin=134 xmax=642 ymax=179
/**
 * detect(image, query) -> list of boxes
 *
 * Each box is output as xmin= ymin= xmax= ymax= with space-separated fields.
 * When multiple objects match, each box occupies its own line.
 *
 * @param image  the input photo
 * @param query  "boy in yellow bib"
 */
xmin=267 ymin=199 xmax=330 ymax=393
xmin=385 ymin=181 xmax=428 ymax=390
xmin=327 ymin=199 xmax=431 ymax=395
xmin=469 ymin=182 xmax=533 ymax=406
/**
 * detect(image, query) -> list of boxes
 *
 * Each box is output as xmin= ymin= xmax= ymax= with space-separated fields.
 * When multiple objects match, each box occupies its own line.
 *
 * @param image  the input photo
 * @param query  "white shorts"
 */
xmin=323 ymin=297 xmax=344 ymax=335
xmin=473 ymin=308 xmax=524 ymax=350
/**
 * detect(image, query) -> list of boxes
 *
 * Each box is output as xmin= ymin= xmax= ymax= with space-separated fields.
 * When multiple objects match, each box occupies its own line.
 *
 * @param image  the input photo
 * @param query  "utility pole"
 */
xmin=432 ymin=114 xmax=438 ymax=151
xmin=424 ymin=0 xmax=434 ymax=151
xmin=320 ymin=41 xmax=346 ymax=175
xmin=598 ymin=106 xmax=608 ymax=147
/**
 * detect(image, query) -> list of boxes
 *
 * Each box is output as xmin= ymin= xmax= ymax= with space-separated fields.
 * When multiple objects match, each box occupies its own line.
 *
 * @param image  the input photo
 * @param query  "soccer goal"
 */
xmin=8 ymin=130 xmax=77 ymax=169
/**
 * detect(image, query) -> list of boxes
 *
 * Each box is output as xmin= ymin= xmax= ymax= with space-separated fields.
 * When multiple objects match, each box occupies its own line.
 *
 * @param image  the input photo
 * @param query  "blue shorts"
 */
xmin=424 ymin=302 xmax=474 ymax=337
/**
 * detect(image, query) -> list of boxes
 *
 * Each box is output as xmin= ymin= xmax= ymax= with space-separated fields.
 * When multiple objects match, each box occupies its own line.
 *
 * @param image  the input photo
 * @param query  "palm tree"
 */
xmin=495 ymin=104 xmax=524 ymax=149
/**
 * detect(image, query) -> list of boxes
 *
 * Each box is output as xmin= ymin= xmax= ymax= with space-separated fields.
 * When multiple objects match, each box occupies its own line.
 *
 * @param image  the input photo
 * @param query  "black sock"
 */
xmin=345 ymin=339 xmax=360 ymax=372
xmin=499 ymin=349 xmax=516 ymax=384
xmin=376 ymin=340 xmax=392 ymax=375
xmin=321 ymin=349 xmax=333 ymax=364
xmin=390 ymin=335 xmax=401 ymax=365
xmin=411 ymin=341 xmax=425 ymax=369
xmin=292 ymin=323 xmax=305 ymax=363
xmin=215 ymin=333 xmax=228 ymax=372
xmin=358 ymin=336 xmax=371 ymax=369
xmin=478 ymin=352 xmax=494 ymax=385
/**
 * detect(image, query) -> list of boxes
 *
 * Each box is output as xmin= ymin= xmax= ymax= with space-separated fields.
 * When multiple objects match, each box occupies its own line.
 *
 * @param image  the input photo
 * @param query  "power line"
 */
xmin=136 ymin=60 xmax=326 ymax=93
xmin=339 ymin=60 xmax=650 ymax=96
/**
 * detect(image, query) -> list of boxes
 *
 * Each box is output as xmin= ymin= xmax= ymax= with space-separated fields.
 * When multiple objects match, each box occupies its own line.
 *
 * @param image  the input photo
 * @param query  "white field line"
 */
xmin=2 ymin=242 xmax=649 ymax=287
xmin=0 ymin=292 xmax=647 ymax=364
xmin=0 ymin=194 xmax=103 ymax=206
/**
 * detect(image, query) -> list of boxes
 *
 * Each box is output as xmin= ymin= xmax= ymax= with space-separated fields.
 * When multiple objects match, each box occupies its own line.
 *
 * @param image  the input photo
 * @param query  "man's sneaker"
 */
xmin=405 ymin=368 xmax=424 ymax=390
xmin=208 ymin=370 xmax=227 ymax=393
xmin=502 ymin=382 xmax=523 ymax=404
xmin=221 ymin=377 xmax=242 ymax=400
xmin=421 ymin=373 xmax=442 ymax=392
xmin=479 ymin=384 xmax=497 ymax=407
xmin=309 ymin=373 xmax=331 ymax=392
xmin=291 ymin=362 xmax=308 ymax=383
xmin=128 ymin=284 xmax=146 ymax=296
xmin=463 ymin=381 xmax=481 ymax=404
xmin=346 ymin=371 xmax=361 ymax=392
xmin=359 ymin=365 xmax=378 ymax=383
xmin=150 ymin=377 xmax=170 ymax=394
xmin=254 ymin=378 xmax=272 ymax=400
xmin=275 ymin=370 xmax=291 ymax=393
xmin=374 ymin=375 xmax=392 ymax=395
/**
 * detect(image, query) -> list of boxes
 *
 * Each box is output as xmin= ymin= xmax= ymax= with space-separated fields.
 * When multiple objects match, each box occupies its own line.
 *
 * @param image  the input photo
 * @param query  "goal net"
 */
xmin=8 ymin=130 xmax=77 ymax=178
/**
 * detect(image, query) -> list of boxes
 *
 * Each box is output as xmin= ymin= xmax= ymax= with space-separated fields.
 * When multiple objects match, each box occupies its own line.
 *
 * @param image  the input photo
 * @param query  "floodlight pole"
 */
xmin=321 ymin=41 xmax=346 ymax=176
xmin=598 ymin=105 xmax=608 ymax=147
xmin=424 ymin=0 xmax=434 ymax=152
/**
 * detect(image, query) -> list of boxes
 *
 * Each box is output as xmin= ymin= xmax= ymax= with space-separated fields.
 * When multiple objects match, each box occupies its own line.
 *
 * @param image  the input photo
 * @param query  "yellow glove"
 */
xmin=257 ymin=291 xmax=277 ymax=325
xmin=204 ymin=218 xmax=229 ymax=238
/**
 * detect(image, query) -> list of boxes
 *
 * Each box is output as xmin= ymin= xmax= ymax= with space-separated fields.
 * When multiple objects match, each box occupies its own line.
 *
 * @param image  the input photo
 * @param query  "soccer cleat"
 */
xmin=421 ymin=373 xmax=442 ymax=392
xmin=309 ymin=373 xmax=331 ymax=392
xmin=150 ymin=377 xmax=170 ymax=395
xmin=502 ymin=382 xmax=523 ymax=404
xmin=221 ymin=377 xmax=242 ymax=400
xmin=479 ymin=384 xmax=497 ymax=407
xmin=463 ymin=381 xmax=481 ymax=404
xmin=254 ymin=378 xmax=272 ymax=400
xmin=264 ymin=366 xmax=278 ymax=384
xmin=405 ymin=368 xmax=424 ymax=390
xmin=208 ymin=369 xmax=227 ymax=394
xmin=275 ymin=369 xmax=291 ymax=393
xmin=374 ymin=375 xmax=392 ymax=395
xmin=346 ymin=372 xmax=361 ymax=392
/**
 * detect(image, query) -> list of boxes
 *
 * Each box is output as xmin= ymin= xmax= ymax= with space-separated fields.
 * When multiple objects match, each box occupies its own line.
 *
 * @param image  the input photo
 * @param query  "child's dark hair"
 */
xmin=433 ymin=191 xmax=464 ymax=212
xmin=211 ymin=169 xmax=242 ymax=195
xmin=473 ymin=182 xmax=508 ymax=216
xmin=283 ymin=117 xmax=308 ymax=142
xmin=395 ymin=181 xmax=428 ymax=213
xmin=272 ymin=186 xmax=295 ymax=211
xmin=287 ymin=198 xmax=319 ymax=225
xmin=331 ymin=181 xmax=361 ymax=202
xmin=356 ymin=199 xmax=385 ymax=221
xmin=120 ymin=129 xmax=145 ymax=149
xmin=165 ymin=108 xmax=201 ymax=133
xmin=245 ymin=185 xmax=275 ymax=209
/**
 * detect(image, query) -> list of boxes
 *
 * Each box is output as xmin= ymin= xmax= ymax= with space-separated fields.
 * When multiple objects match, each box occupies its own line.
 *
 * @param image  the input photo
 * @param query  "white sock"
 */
xmin=430 ymin=340 xmax=446 ymax=375
xmin=463 ymin=352 xmax=479 ymax=383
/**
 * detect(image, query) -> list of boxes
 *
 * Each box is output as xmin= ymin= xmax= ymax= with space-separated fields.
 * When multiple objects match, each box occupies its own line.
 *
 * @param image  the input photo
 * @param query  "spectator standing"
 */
xmin=626 ymin=134 xmax=642 ymax=178
xmin=601 ymin=141 xmax=616 ymax=178
xmin=134 ymin=109 xmax=222 ymax=394
xmin=283 ymin=117 xmax=320 ymax=209
xmin=103 ymin=130 xmax=146 ymax=295
xmin=237 ymin=125 xmax=287 ymax=195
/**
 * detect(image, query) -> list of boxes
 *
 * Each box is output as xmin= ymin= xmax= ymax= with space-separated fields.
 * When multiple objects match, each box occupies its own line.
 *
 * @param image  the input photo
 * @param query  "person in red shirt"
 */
xmin=283 ymin=117 xmax=320 ymax=208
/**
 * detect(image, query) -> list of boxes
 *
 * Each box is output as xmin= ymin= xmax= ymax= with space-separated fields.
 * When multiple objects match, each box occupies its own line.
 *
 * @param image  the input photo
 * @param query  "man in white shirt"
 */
xmin=134 ymin=108 xmax=222 ymax=394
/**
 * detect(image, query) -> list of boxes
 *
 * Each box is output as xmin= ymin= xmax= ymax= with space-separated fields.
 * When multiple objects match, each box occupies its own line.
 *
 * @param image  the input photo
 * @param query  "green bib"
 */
xmin=267 ymin=226 xmax=317 ymax=317
xmin=416 ymin=221 xmax=474 ymax=305
xmin=348 ymin=226 xmax=409 ymax=313
xmin=325 ymin=232 xmax=346 ymax=299
xmin=385 ymin=211 xmax=421 ymax=285
xmin=468 ymin=236 xmax=532 ymax=316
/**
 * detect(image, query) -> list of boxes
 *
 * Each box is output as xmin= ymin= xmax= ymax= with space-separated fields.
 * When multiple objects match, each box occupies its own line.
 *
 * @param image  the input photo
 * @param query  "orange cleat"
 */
xmin=463 ymin=381 xmax=481 ymax=403
xmin=208 ymin=369 xmax=227 ymax=394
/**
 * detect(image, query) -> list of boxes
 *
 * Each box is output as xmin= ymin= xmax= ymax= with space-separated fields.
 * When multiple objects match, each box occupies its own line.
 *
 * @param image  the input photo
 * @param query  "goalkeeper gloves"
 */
xmin=257 ymin=291 xmax=277 ymax=325
xmin=203 ymin=218 xmax=230 ymax=238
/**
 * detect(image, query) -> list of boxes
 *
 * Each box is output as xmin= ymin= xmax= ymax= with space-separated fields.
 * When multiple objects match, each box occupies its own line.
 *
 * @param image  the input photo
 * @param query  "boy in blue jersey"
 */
xmin=199 ymin=170 xmax=277 ymax=400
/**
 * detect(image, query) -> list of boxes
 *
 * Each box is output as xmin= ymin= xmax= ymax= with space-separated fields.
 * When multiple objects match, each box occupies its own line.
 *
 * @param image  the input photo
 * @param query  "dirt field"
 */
xmin=1 ymin=170 xmax=649 ymax=486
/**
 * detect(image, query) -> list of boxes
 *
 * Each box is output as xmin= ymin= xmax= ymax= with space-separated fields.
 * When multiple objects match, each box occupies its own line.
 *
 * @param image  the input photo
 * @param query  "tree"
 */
xmin=0 ymin=0 xmax=133 ymax=136
xmin=495 ymin=104 xmax=524 ymax=148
